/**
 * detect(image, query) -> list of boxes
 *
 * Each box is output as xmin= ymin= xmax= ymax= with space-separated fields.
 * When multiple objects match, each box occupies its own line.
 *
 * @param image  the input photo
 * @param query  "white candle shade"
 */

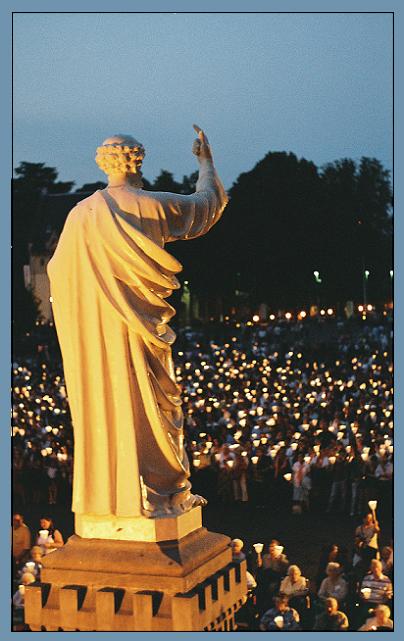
xmin=253 ymin=543 xmax=264 ymax=554
xmin=274 ymin=616 xmax=284 ymax=628
xmin=368 ymin=500 xmax=378 ymax=511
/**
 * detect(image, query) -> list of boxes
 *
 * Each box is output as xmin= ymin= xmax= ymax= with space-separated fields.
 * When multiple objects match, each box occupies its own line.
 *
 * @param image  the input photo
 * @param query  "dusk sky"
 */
xmin=13 ymin=12 xmax=392 ymax=190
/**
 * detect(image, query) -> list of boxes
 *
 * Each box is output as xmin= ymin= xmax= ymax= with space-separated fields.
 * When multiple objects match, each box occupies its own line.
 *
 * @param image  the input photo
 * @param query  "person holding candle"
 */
xmin=349 ymin=451 xmax=366 ymax=517
xmin=359 ymin=559 xmax=392 ymax=607
xmin=12 ymin=571 xmax=36 ymax=629
xmin=354 ymin=511 xmax=380 ymax=572
xmin=291 ymin=454 xmax=311 ymax=513
xmin=326 ymin=452 xmax=349 ymax=514
xmin=259 ymin=595 xmax=301 ymax=631
xmin=232 ymin=451 xmax=249 ymax=503
xmin=35 ymin=517 xmax=64 ymax=555
xmin=19 ymin=546 xmax=43 ymax=581
xmin=255 ymin=540 xmax=290 ymax=613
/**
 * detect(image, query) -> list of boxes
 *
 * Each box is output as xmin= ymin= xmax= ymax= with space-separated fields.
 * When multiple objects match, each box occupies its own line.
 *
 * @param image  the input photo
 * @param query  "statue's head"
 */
xmin=95 ymin=134 xmax=145 ymax=177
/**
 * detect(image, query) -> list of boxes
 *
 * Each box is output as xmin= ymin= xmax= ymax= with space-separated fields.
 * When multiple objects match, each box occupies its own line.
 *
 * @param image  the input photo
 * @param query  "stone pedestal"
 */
xmin=75 ymin=505 xmax=203 ymax=542
xmin=24 ymin=512 xmax=247 ymax=631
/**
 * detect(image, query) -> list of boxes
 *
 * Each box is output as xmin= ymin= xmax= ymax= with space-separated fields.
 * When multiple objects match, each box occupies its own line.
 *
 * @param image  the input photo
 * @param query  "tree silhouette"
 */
xmin=12 ymin=151 xmax=393 ymax=334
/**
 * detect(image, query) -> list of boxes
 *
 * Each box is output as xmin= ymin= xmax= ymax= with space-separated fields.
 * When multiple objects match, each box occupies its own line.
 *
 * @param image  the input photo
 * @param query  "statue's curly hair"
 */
xmin=95 ymin=142 xmax=145 ymax=175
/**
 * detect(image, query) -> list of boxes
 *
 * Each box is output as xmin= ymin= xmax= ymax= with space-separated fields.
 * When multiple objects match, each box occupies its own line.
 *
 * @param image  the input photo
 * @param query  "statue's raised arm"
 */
xmin=153 ymin=124 xmax=228 ymax=242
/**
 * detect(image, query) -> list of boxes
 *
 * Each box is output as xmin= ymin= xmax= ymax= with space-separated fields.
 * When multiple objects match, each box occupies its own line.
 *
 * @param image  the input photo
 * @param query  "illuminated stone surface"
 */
xmin=25 ymin=529 xmax=247 ymax=631
xmin=75 ymin=505 xmax=202 ymax=542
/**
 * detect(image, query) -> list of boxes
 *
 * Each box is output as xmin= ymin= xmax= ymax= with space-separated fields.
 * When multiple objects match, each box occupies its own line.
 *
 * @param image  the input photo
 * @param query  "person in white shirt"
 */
xmin=280 ymin=565 xmax=309 ymax=597
xmin=318 ymin=562 xmax=348 ymax=604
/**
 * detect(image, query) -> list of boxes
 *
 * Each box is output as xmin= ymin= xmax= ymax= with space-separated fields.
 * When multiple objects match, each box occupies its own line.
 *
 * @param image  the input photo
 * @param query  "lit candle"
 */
xmin=368 ymin=500 xmax=377 ymax=512
xmin=253 ymin=543 xmax=264 ymax=554
xmin=283 ymin=473 xmax=292 ymax=482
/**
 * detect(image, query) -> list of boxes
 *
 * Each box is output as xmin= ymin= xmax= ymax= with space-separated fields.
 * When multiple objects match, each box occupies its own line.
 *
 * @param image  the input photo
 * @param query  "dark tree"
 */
xmin=13 ymin=162 xmax=74 ymax=337
xmin=75 ymin=181 xmax=107 ymax=193
xmin=320 ymin=157 xmax=392 ymax=303
xmin=151 ymin=170 xmax=183 ymax=193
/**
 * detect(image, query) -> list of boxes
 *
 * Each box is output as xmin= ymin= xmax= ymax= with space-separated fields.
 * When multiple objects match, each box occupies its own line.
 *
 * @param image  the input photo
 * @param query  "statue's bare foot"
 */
xmin=191 ymin=493 xmax=208 ymax=508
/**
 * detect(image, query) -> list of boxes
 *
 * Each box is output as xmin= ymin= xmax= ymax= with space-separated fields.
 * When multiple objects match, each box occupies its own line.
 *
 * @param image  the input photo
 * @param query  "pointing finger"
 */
xmin=193 ymin=123 xmax=208 ymax=143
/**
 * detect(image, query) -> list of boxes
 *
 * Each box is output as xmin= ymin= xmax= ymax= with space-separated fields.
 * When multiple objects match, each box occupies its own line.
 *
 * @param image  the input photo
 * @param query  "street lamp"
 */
xmin=313 ymin=270 xmax=322 ymax=310
xmin=363 ymin=269 xmax=370 ymax=307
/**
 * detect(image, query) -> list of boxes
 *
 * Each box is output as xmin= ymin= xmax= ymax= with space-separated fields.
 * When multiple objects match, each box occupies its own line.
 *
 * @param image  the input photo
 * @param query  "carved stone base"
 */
xmin=24 ymin=527 xmax=248 ymax=631
xmin=75 ymin=506 xmax=202 ymax=542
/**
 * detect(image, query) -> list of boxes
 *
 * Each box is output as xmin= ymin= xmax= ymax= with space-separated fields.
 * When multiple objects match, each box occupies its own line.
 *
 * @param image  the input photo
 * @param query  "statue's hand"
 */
xmin=192 ymin=124 xmax=213 ymax=162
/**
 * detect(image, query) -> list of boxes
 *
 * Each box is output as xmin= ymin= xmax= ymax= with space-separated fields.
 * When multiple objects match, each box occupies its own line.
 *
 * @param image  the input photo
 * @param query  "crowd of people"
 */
xmin=12 ymin=313 xmax=393 ymax=630
xmin=231 ymin=526 xmax=393 ymax=631
xmin=12 ymin=513 xmax=65 ymax=628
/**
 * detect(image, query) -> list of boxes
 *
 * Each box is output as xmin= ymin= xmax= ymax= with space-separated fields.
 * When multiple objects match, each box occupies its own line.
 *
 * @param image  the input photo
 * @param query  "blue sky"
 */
xmin=13 ymin=12 xmax=392 ymax=190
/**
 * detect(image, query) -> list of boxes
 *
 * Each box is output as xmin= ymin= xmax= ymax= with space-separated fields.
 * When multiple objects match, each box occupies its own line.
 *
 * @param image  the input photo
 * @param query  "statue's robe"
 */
xmin=47 ymin=160 xmax=228 ymax=518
